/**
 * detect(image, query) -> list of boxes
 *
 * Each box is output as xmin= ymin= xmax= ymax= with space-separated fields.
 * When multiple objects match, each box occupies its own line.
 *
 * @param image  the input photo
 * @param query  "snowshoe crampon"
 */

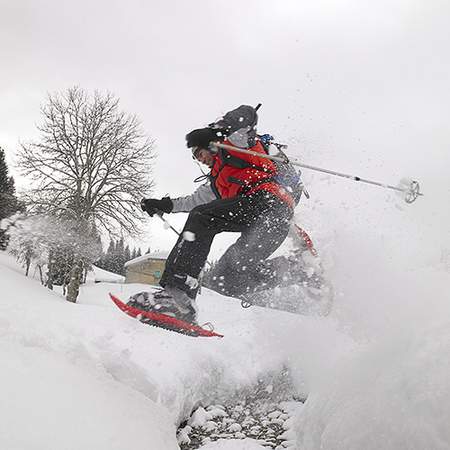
xmin=109 ymin=293 xmax=223 ymax=338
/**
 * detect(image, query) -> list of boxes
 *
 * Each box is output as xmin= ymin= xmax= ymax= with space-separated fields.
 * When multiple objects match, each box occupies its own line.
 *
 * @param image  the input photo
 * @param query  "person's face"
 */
xmin=193 ymin=147 xmax=215 ymax=168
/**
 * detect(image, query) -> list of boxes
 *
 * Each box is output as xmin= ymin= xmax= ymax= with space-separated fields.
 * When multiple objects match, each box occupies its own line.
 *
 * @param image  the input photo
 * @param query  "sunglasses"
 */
xmin=191 ymin=146 xmax=202 ymax=160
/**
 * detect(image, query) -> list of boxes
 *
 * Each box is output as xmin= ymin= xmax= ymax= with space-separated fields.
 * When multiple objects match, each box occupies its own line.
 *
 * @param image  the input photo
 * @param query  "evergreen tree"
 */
xmin=96 ymin=239 xmax=115 ymax=273
xmin=94 ymin=237 xmax=137 ymax=275
xmin=93 ymin=236 xmax=105 ymax=269
xmin=0 ymin=147 xmax=18 ymax=217
xmin=124 ymin=244 xmax=131 ymax=264
xmin=118 ymin=238 xmax=127 ymax=275
xmin=105 ymin=239 xmax=116 ymax=272
xmin=0 ymin=147 xmax=20 ymax=249
xmin=107 ymin=240 xmax=114 ymax=252
xmin=0 ymin=147 xmax=11 ymax=198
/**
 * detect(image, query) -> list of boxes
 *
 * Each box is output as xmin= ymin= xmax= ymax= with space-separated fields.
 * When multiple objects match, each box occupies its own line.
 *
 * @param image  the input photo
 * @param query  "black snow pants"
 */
xmin=159 ymin=190 xmax=293 ymax=299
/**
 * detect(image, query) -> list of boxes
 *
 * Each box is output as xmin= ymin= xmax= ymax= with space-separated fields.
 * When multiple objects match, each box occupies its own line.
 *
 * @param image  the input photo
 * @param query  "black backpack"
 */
xmin=211 ymin=105 xmax=304 ymax=205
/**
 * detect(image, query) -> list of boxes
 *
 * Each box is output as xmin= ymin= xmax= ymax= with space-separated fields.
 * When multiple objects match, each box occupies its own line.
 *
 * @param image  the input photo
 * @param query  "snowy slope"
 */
xmin=1 ymin=202 xmax=450 ymax=450
xmin=0 ymin=251 xmax=348 ymax=449
xmin=0 ymin=253 xmax=177 ymax=449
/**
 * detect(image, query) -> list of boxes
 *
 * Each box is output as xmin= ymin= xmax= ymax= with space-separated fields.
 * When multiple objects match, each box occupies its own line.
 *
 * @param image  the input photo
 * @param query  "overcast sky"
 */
xmin=1 ymin=0 xmax=449 ymax=257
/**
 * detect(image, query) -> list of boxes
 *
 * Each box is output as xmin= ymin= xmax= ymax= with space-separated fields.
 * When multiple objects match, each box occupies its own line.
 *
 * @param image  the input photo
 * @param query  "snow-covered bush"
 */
xmin=7 ymin=214 xmax=101 ymax=291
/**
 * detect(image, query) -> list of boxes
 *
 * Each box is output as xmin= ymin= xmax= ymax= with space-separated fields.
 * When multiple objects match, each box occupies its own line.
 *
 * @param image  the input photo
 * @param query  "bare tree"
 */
xmin=18 ymin=87 xmax=155 ymax=302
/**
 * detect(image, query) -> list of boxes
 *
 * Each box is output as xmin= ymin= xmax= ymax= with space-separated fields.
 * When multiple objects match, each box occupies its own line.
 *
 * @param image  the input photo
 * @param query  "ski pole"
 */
xmin=211 ymin=142 xmax=423 ymax=204
xmin=155 ymin=213 xmax=213 ymax=269
xmin=156 ymin=212 xmax=182 ymax=237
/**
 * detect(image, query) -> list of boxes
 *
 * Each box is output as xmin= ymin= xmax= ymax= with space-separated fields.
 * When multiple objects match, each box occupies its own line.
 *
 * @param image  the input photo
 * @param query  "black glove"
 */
xmin=140 ymin=197 xmax=173 ymax=217
xmin=185 ymin=127 xmax=227 ymax=149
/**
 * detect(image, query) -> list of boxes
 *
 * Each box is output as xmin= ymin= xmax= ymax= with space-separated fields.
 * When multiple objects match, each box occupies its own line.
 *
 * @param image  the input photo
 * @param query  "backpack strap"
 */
xmin=218 ymin=148 xmax=271 ymax=173
xmin=227 ymin=175 xmax=278 ymax=193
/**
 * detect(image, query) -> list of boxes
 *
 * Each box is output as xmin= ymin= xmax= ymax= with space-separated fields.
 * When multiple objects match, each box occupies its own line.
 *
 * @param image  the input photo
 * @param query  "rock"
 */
xmin=208 ymin=407 xmax=228 ymax=418
xmin=270 ymin=418 xmax=285 ymax=426
xmin=202 ymin=421 xmax=218 ymax=432
xmin=221 ymin=417 xmax=233 ymax=425
xmin=207 ymin=404 xmax=226 ymax=411
xmin=249 ymin=425 xmax=261 ymax=435
xmin=242 ymin=417 xmax=256 ymax=427
xmin=176 ymin=428 xmax=191 ymax=445
xmin=177 ymin=370 xmax=303 ymax=449
xmin=268 ymin=410 xmax=282 ymax=419
xmin=188 ymin=407 xmax=209 ymax=428
xmin=228 ymin=423 xmax=242 ymax=433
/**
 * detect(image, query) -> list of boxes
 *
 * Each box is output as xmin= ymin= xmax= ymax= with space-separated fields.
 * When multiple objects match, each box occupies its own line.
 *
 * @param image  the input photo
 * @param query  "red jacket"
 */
xmin=210 ymin=140 xmax=294 ymax=209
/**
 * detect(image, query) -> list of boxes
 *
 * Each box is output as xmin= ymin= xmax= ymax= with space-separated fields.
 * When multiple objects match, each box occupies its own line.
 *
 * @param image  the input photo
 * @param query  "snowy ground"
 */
xmin=0 ymin=251 xmax=343 ymax=449
xmin=1 ymin=200 xmax=450 ymax=450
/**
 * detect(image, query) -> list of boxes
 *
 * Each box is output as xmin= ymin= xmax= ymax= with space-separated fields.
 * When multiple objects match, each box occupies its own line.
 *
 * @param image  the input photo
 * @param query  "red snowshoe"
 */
xmin=109 ymin=293 xmax=223 ymax=338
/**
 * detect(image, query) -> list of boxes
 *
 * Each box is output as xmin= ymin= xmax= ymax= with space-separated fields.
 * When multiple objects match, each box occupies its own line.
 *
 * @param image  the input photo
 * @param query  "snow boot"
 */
xmin=128 ymin=288 xmax=198 ymax=325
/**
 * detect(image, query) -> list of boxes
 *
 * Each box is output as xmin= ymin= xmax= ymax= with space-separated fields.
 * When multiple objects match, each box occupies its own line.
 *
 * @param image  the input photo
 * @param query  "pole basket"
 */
xmin=398 ymin=179 xmax=422 ymax=203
